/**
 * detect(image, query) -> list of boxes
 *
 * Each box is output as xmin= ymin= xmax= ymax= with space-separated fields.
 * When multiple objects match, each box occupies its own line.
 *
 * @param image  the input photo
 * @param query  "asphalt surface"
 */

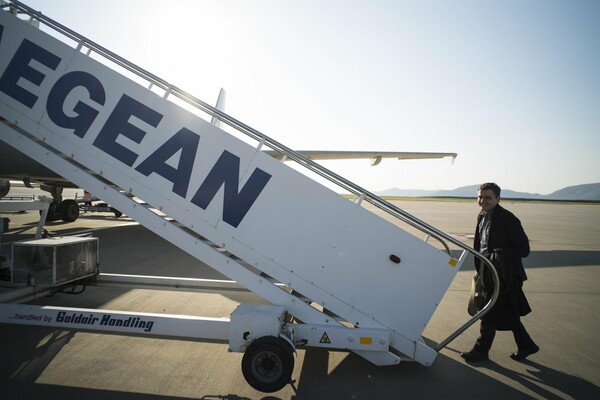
xmin=0 ymin=191 xmax=599 ymax=399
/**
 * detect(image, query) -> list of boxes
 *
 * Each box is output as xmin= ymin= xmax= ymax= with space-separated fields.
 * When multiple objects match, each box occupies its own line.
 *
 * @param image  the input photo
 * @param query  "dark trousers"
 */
xmin=474 ymin=311 xmax=537 ymax=354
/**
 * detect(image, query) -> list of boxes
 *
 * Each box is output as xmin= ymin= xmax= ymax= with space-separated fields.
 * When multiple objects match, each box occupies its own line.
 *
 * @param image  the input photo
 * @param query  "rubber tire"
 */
xmin=0 ymin=179 xmax=10 ymax=198
xmin=114 ymin=210 xmax=123 ymax=218
xmin=58 ymin=199 xmax=79 ymax=222
xmin=41 ymin=203 xmax=59 ymax=222
xmin=241 ymin=336 xmax=294 ymax=393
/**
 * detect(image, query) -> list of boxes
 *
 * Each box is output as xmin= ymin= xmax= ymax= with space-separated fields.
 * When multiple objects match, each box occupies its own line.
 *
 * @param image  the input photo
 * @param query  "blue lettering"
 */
xmin=135 ymin=128 xmax=200 ymax=198
xmin=56 ymin=311 xmax=65 ymax=323
xmin=0 ymin=38 xmax=60 ymax=108
xmin=93 ymin=94 xmax=163 ymax=166
xmin=47 ymin=71 xmax=106 ymax=138
xmin=191 ymin=150 xmax=271 ymax=228
xmin=0 ymin=35 xmax=270 ymax=228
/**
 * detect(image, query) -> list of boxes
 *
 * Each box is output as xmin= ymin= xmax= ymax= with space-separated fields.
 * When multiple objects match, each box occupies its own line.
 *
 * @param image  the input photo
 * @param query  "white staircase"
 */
xmin=0 ymin=0 xmax=498 ymax=378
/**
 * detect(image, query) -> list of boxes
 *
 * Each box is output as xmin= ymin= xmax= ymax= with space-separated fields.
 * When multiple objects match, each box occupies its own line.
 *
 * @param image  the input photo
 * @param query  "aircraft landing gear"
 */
xmin=38 ymin=185 xmax=79 ymax=222
xmin=42 ymin=202 xmax=59 ymax=222
xmin=57 ymin=199 xmax=79 ymax=222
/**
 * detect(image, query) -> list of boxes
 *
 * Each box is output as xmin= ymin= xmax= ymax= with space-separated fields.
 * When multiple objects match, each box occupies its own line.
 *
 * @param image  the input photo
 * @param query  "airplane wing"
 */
xmin=205 ymin=90 xmax=458 ymax=166
xmin=263 ymin=151 xmax=458 ymax=166
xmin=208 ymin=90 xmax=457 ymax=166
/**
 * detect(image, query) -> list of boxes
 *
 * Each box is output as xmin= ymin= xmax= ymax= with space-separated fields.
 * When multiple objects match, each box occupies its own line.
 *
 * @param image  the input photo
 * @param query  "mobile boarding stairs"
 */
xmin=0 ymin=1 xmax=498 ymax=393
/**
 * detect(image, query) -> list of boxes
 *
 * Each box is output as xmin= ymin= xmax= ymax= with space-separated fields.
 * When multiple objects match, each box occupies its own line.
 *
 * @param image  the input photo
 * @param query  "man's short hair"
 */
xmin=479 ymin=182 xmax=501 ymax=198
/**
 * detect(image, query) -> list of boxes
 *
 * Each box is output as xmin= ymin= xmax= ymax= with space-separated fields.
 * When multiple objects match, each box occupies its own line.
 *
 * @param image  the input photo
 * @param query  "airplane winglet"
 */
xmin=210 ymin=88 xmax=227 ymax=128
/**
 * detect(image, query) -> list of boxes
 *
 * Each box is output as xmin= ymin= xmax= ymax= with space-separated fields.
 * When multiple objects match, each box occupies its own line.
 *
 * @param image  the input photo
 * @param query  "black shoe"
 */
xmin=510 ymin=345 xmax=539 ymax=361
xmin=460 ymin=349 xmax=489 ymax=362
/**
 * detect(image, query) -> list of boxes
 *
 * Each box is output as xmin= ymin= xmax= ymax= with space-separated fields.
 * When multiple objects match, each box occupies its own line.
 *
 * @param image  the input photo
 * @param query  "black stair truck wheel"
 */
xmin=241 ymin=336 xmax=295 ymax=393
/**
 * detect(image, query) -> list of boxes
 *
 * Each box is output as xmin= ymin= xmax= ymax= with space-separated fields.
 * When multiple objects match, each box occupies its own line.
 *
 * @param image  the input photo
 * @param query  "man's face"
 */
xmin=477 ymin=189 xmax=500 ymax=212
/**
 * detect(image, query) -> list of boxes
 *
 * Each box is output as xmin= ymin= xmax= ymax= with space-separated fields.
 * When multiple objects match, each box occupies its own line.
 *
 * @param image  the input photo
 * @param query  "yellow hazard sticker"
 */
xmin=360 ymin=337 xmax=372 ymax=345
xmin=319 ymin=332 xmax=331 ymax=344
xmin=448 ymin=258 xmax=458 ymax=267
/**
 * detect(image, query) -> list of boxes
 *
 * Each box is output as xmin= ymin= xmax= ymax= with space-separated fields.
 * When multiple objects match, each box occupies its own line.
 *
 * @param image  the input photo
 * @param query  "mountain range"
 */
xmin=377 ymin=182 xmax=600 ymax=201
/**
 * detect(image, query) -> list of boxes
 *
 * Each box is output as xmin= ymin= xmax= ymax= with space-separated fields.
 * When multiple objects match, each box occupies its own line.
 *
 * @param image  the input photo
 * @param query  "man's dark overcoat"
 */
xmin=474 ymin=204 xmax=532 ymax=330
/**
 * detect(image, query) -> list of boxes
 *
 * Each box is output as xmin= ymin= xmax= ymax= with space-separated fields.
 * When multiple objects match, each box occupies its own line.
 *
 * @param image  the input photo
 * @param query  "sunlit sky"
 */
xmin=20 ymin=0 xmax=600 ymax=195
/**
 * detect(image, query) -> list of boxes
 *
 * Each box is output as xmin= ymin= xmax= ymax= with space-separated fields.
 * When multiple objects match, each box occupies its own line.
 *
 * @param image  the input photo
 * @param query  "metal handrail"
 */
xmin=6 ymin=0 xmax=500 ymax=349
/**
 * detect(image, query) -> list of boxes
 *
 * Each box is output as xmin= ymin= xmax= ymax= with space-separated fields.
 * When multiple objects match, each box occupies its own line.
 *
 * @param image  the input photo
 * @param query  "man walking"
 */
xmin=461 ymin=182 xmax=539 ymax=362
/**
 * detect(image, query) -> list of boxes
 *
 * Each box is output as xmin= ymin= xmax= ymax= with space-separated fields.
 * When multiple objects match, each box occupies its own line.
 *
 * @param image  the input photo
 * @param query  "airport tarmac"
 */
xmin=0 ymin=194 xmax=599 ymax=399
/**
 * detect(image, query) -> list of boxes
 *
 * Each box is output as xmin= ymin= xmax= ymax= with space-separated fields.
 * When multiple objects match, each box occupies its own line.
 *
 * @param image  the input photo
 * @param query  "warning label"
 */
xmin=319 ymin=332 xmax=331 ymax=344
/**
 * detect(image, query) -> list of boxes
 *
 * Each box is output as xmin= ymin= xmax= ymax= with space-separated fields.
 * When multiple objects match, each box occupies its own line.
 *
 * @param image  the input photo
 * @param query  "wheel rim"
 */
xmin=251 ymin=350 xmax=283 ymax=384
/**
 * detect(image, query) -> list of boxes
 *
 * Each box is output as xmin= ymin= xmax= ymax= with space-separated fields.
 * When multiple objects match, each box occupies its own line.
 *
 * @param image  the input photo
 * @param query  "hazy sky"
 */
xmin=19 ymin=0 xmax=600 ymax=194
